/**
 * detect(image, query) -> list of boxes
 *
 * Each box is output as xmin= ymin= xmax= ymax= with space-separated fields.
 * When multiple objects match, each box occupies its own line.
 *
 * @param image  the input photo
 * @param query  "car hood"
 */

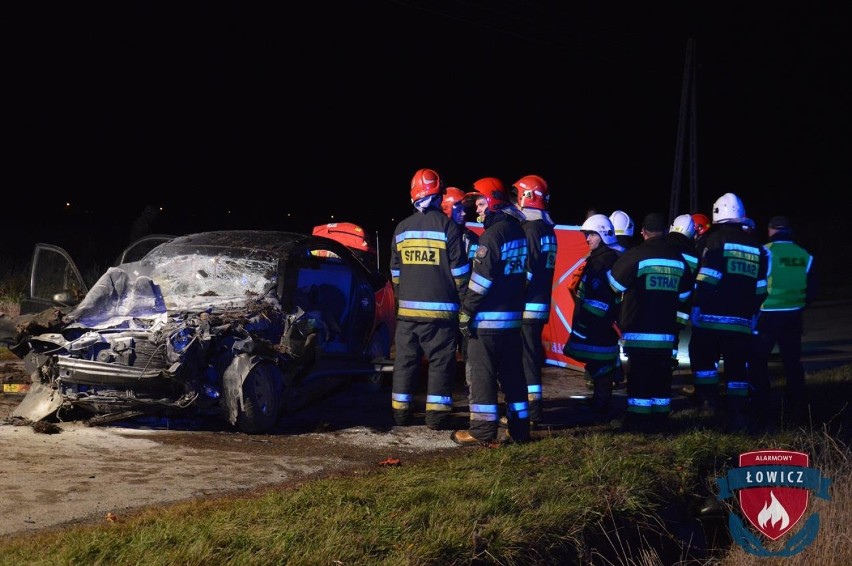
xmin=67 ymin=267 xmax=169 ymax=330
xmin=68 ymin=255 xmax=278 ymax=330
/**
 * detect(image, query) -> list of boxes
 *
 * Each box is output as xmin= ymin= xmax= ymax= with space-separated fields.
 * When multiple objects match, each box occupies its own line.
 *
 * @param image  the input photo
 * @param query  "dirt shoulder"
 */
xmin=0 ymin=360 xmax=482 ymax=538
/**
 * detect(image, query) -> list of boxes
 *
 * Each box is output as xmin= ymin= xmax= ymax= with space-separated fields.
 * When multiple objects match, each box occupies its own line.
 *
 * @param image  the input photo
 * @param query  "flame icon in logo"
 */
xmin=757 ymin=491 xmax=790 ymax=531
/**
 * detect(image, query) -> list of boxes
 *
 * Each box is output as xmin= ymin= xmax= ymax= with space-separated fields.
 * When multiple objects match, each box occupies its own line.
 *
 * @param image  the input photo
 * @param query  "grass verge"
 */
xmin=0 ymin=365 xmax=849 ymax=565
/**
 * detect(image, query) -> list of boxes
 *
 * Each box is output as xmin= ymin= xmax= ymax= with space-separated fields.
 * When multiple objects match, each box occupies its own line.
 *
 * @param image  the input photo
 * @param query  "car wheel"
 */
xmin=365 ymin=327 xmax=390 ymax=392
xmin=236 ymin=362 xmax=284 ymax=434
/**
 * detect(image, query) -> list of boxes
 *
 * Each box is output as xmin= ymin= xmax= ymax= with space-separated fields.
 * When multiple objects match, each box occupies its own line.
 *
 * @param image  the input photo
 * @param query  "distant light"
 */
xmin=65 ymin=202 xmax=71 ymax=208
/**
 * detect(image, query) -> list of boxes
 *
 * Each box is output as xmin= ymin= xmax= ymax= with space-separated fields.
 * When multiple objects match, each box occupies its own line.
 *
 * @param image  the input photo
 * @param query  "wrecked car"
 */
xmin=2 ymin=230 xmax=396 ymax=433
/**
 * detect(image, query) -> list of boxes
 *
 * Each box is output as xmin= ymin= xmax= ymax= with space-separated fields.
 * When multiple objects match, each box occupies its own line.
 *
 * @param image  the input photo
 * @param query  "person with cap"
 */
xmin=503 ymin=174 xmax=558 ymax=427
xmin=609 ymin=210 xmax=637 ymax=251
xmin=564 ymin=213 xmax=623 ymax=415
xmin=390 ymin=168 xmax=470 ymax=430
xmin=607 ymin=212 xmax=694 ymax=433
xmin=452 ymin=177 xmax=531 ymax=446
xmin=666 ymin=214 xmax=700 ymax=371
xmin=749 ymin=215 xmax=817 ymax=429
xmin=688 ymin=193 xmax=769 ymax=432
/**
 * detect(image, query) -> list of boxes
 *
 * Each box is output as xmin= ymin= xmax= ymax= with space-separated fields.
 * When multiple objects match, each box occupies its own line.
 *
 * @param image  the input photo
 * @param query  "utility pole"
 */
xmin=669 ymin=38 xmax=699 ymax=222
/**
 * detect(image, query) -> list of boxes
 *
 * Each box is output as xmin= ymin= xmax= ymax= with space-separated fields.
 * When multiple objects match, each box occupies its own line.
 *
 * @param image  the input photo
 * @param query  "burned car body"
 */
xmin=6 ymin=230 xmax=396 ymax=433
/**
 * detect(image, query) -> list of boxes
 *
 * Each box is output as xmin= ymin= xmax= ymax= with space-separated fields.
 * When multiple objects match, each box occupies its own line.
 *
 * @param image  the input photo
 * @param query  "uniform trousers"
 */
xmin=465 ymin=330 xmax=530 ymax=442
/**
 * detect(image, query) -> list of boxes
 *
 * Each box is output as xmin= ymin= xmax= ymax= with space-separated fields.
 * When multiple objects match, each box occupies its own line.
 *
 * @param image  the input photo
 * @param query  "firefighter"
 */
xmin=609 ymin=210 xmax=637 ymax=251
xmin=564 ymin=214 xmax=622 ymax=414
xmin=608 ymin=213 xmax=695 ymax=433
xmin=442 ymin=186 xmax=480 ymax=360
xmin=666 ymin=214 xmax=700 ymax=370
xmin=688 ymin=193 xmax=769 ymax=432
xmin=390 ymin=168 xmax=470 ymax=430
xmin=691 ymin=212 xmax=712 ymax=258
xmin=507 ymin=174 xmax=557 ymax=426
xmin=442 ymin=187 xmax=480 ymax=261
xmin=451 ymin=177 xmax=530 ymax=446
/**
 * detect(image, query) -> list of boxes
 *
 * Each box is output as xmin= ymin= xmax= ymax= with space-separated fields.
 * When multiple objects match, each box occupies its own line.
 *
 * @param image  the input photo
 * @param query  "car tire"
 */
xmin=236 ymin=362 xmax=284 ymax=434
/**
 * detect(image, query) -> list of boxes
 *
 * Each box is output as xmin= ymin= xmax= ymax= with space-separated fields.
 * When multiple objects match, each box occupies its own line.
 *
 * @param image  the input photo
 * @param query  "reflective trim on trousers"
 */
xmin=392 ymin=392 xmax=412 ymax=411
xmin=693 ymin=369 xmax=719 ymax=385
xmin=627 ymin=397 xmax=653 ymax=414
xmin=726 ymin=381 xmax=749 ymax=396
xmin=651 ymin=397 xmax=671 ymax=414
xmin=470 ymin=404 xmax=499 ymax=421
xmin=426 ymin=394 xmax=453 ymax=412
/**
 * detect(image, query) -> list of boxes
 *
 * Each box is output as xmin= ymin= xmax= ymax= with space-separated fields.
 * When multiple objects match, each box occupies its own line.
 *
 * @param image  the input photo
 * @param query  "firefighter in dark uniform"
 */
xmin=564 ymin=213 xmax=622 ymax=414
xmin=688 ymin=193 xmax=769 ymax=431
xmin=390 ymin=168 xmax=470 ymax=430
xmin=512 ymin=174 xmax=557 ymax=426
xmin=609 ymin=210 xmax=637 ymax=252
xmin=442 ymin=187 xmax=480 ymax=262
xmin=608 ymin=213 xmax=695 ymax=433
xmin=607 ymin=209 xmax=636 ymax=388
xmin=665 ymin=214 xmax=700 ymax=370
xmin=451 ymin=177 xmax=530 ymax=445
xmin=442 ymin=186 xmax=480 ymax=360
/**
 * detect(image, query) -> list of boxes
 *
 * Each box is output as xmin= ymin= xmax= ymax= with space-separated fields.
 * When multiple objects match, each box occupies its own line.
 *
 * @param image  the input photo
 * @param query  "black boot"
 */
xmin=587 ymin=374 xmax=613 ymax=414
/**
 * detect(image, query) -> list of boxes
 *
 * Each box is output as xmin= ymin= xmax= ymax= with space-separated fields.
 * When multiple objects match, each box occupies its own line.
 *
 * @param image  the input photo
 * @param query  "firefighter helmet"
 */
xmin=669 ymin=214 xmax=696 ymax=239
xmin=410 ymin=168 xmax=442 ymax=203
xmin=691 ymin=213 xmax=711 ymax=236
xmin=513 ymin=174 xmax=549 ymax=210
xmin=609 ymin=210 xmax=634 ymax=236
xmin=472 ymin=177 xmax=510 ymax=213
xmin=441 ymin=187 xmax=466 ymax=216
xmin=581 ymin=214 xmax=617 ymax=245
xmin=712 ymin=192 xmax=746 ymax=224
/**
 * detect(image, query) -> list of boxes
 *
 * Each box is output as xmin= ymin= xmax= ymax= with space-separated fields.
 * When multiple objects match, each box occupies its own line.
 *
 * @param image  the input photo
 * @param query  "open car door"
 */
xmin=18 ymin=235 xmax=176 ymax=316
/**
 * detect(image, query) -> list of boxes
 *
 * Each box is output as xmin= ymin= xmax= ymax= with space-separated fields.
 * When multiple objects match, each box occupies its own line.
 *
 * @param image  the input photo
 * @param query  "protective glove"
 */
xmin=459 ymin=312 xmax=475 ymax=339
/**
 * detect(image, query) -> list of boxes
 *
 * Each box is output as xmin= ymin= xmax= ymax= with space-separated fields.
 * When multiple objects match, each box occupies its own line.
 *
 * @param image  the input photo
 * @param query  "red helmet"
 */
xmin=441 ymin=187 xmax=466 ymax=216
xmin=472 ymin=177 xmax=510 ymax=213
xmin=410 ymin=168 xmax=442 ymax=202
xmin=513 ymin=174 xmax=549 ymax=210
xmin=692 ymin=213 xmax=711 ymax=236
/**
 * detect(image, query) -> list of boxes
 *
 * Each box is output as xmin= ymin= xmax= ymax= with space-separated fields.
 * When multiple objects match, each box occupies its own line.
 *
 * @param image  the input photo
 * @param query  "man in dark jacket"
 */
xmin=665 ymin=214 xmax=700 ymax=370
xmin=564 ymin=214 xmax=622 ymax=414
xmin=608 ymin=212 xmax=695 ymax=433
xmin=512 ymin=174 xmax=557 ymax=425
xmin=451 ymin=177 xmax=530 ymax=445
xmin=390 ymin=168 xmax=470 ymax=430
xmin=688 ymin=193 xmax=769 ymax=432
xmin=749 ymin=215 xmax=817 ymax=428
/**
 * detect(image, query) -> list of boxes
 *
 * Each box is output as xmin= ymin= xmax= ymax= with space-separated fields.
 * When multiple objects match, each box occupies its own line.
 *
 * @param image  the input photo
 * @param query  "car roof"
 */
xmin=153 ymin=230 xmax=330 ymax=256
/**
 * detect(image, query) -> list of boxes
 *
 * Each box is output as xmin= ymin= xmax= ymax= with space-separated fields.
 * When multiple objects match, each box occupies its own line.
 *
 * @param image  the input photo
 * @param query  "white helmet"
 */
xmin=581 ymin=214 xmax=617 ymax=245
xmin=609 ymin=210 xmax=634 ymax=236
xmin=669 ymin=214 xmax=695 ymax=239
xmin=712 ymin=192 xmax=746 ymax=224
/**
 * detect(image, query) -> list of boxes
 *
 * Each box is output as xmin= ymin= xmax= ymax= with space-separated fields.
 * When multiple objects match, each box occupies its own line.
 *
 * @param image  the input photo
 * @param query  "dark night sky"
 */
xmin=7 ymin=2 xmax=851 ymax=283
